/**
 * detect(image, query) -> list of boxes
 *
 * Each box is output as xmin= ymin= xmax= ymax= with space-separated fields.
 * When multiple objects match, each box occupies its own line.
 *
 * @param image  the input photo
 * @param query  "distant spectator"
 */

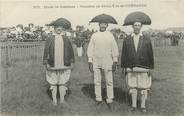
xmin=16 ymin=24 xmax=24 ymax=40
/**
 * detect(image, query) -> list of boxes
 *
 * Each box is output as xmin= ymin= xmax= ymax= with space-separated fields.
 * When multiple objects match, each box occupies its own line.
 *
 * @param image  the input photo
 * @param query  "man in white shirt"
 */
xmin=87 ymin=22 xmax=119 ymax=106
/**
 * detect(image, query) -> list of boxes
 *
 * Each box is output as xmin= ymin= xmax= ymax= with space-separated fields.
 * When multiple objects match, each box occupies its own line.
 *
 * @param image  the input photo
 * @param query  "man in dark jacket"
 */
xmin=74 ymin=30 xmax=85 ymax=56
xmin=43 ymin=20 xmax=74 ymax=106
xmin=121 ymin=22 xmax=154 ymax=113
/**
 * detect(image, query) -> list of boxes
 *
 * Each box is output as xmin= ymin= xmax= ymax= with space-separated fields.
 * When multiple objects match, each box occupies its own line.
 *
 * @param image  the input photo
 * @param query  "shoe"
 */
xmin=107 ymin=103 xmax=113 ymax=110
xmin=129 ymin=107 xmax=136 ymax=112
xmin=52 ymin=101 xmax=57 ymax=106
xmin=96 ymin=101 xmax=103 ymax=105
xmin=141 ymin=108 xmax=147 ymax=113
xmin=60 ymin=101 xmax=70 ymax=108
xmin=106 ymin=98 xmax=113 ymax=104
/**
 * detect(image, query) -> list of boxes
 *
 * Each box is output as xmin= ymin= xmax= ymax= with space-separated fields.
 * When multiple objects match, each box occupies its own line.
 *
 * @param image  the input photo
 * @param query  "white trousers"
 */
xmin=77 ymin=47 xmax=83 ymax=56
xmin=94 ymin=68 xmax=114 ymax=102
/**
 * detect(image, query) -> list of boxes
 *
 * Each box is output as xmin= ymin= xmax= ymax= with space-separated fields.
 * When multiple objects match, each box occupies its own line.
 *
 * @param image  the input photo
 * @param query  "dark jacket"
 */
xmin=121 ymin=34 xmax=154 ymax=69
xmin=74 ymin=32 xmax=85 ymax=47
xmin=75 ymin=37 xmax=84 ymax=47
xmin=43 ymin=35 xmax=75 ymax=67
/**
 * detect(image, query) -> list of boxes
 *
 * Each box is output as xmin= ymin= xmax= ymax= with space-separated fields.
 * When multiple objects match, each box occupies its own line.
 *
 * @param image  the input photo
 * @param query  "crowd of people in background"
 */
xmin=0 ymin=23 xmax=44 ymax=42
xmin=150 ymin=30 xmax=183 ymax=46
xmin=0 ymin=23 xmax=183 ymax=47
xmin=0 ymin=23 xmax=93 ymax=44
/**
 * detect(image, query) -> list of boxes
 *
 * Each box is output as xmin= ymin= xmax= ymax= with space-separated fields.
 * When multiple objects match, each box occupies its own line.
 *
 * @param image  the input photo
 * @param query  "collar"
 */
xmin=53 ymin=31 xmax=66 ymax=35
xmin=53 ymin=34 xmax=64 ymax=40
xmin=131 ymin=32 xmax=143 ymax=37
xmin=98 ymin=30 xmax=108 ymax=33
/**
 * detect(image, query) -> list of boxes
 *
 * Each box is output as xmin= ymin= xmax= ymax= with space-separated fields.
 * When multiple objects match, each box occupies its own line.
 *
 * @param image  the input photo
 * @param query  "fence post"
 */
xmin=5 ymin=40 xmax=10 ymax=80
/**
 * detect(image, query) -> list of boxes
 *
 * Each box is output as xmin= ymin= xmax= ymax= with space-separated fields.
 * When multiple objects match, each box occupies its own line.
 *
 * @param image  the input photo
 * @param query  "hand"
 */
xmin=70 ymin=63 xmax=74 ymax=71
xmin=71 ymin=63 xmax=74 ymax=68
xmin=122 ymin=68 xmax=127 ymax=76
xmin=43 ymin=60 xmax=47 ymax=65
xmin=43 ymin=64 xmax=49 ymax=71
xmin=112 ymin=62 xmax=118 ymax=72
xmin=46 ymin=64 xmax=50 ymax=70
xmin=147 ymin=69 xmax=153 ymax=77
xmin=88 ymin=62 xmax=93 ymax=72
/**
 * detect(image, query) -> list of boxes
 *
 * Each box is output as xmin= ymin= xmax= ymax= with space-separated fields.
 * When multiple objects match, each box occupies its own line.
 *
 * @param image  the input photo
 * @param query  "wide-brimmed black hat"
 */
xmin=123 ymin=11 xmax=151 ymax=26
xmin=48 ymin=18 xmax=71 ymax=29
xmin=90 ymin=13 xmax=118 ymax=24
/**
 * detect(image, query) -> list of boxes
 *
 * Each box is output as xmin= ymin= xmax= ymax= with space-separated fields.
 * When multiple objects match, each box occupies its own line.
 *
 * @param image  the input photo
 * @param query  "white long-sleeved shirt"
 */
xmin=87 ymin=31 xmax=119 ymax=69
xmin=54 ymin=34 xmax=64 ymax=68
xmin=131 ymin=33 xmax=143 ymax=52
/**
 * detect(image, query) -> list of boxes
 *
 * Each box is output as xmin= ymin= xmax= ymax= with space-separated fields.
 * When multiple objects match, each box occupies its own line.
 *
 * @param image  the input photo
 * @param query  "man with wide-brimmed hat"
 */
xmin=43 ymin=18 xmax=74 ymax=106
xmin=87 ymin=14 xmax=119 ymax=107
xmin=121 ymin=12 xmax=154 ymax=113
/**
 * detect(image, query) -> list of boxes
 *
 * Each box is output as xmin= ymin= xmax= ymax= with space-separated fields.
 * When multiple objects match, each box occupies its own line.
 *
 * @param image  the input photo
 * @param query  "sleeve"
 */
xmin=68 ymin=39 xmax=75 ymax=63
xmin=87 ymin=34 xmax=95 ymax=63
xmin=43 ymin=37 xmax=50 ymax=65
xmin=111 ymin=33 xmax=119 ymax=62
xmin=147 ymin=37 xmax=154 ymax=69
xmin=121 ymin=38 xmax=127 ymax=68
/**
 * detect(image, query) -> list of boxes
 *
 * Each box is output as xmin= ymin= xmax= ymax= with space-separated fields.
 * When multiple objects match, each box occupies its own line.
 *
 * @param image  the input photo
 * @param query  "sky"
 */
xmin=0 ymin=0 xmax=184 ymax=31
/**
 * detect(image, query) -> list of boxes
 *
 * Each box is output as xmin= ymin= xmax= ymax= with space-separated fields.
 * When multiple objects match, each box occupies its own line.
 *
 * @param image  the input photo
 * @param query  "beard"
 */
xmin=100 ymin=27 xmax=106 ymax=32
xmin=134 ymin=29 xmax=140 ymax=34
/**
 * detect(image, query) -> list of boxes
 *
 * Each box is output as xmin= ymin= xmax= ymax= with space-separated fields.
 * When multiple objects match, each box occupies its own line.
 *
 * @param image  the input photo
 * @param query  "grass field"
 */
xmin=0 ymin=39 xmax=184 ymax=116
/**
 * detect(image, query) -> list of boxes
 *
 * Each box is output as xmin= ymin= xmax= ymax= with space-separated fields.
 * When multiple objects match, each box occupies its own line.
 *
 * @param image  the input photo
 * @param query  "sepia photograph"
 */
xmin=0 ymin=0 xmax=184 ymax=115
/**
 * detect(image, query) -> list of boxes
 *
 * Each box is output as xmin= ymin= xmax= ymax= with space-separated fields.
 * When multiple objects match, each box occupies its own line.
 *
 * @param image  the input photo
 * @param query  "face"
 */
xmin=99 ymin=23 xmax=108 ymax=32
xmin=54 ymin=26 xmax=63 ymax=34
xmin=132 ymin=22 xmax=142 ymax=34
